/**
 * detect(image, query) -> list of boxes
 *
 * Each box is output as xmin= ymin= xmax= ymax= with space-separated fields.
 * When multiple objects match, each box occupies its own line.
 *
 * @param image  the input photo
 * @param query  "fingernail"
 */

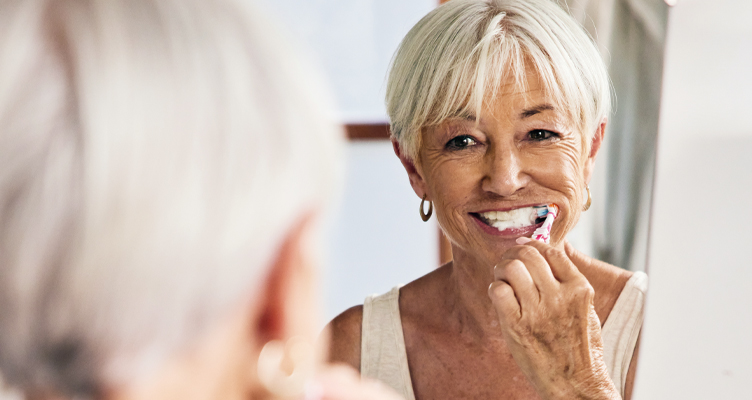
xmin=516 ymin=237 xmax=532 ymax=244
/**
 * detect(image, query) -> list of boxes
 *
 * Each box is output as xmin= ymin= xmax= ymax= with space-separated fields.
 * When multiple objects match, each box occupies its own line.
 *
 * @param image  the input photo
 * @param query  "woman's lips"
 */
xmin=470 ymin=212 xmax=545 ymax=237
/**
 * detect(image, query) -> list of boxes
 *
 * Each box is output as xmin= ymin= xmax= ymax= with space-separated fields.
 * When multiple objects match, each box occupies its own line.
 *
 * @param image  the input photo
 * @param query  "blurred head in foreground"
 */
xmin=0 ymin=0 xmax=343 ymax=398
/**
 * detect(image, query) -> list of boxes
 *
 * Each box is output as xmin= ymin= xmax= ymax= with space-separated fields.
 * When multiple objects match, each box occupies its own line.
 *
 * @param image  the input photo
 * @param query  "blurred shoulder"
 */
xmin=325 ymin=305 xmax=363 ymax=371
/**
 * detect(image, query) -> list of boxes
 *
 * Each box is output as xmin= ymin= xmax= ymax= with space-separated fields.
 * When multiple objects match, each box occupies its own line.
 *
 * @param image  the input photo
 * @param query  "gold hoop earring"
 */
xmin=420 ymin=195 xmax=433 ymax=222
xmin=583 ymin=185 xmax=592 ymax=212
xmin=257 ymin=337 xmax=315 ymax=397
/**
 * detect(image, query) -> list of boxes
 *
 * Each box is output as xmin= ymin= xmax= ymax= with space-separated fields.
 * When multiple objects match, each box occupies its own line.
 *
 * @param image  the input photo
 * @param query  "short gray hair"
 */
xmin=0 ymin=0 xmax=342 ymax=396
xmin=386 ymin=0 xmax=612 ymax=161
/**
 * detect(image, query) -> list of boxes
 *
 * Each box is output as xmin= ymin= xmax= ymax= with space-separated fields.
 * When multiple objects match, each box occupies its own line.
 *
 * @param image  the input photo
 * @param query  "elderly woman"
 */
xmin=329 ymin=0 xmax=647 ymax=399
xmin=0 ymin=1 xmax=402 ymax=399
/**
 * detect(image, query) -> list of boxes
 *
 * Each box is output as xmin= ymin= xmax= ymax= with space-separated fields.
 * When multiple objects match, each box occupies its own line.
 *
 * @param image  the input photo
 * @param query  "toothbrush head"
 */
xmin=534 ymin=205 xmax=549 ymax=218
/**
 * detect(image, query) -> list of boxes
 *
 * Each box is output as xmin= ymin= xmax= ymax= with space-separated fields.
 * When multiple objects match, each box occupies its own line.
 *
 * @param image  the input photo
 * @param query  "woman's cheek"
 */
xmin=428 ymin=158 xmax=483 ymax=251
xmin=531 ymin=149 xmax=585 ymax=246
xmin=434 ymin=204 xmax=468 ymax=248
xmin=431 ymin=180 xmax=472 ymax=245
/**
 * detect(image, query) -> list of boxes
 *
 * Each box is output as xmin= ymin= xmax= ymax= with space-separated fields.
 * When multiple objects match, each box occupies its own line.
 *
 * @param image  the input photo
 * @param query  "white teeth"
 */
xmin=479 ymin=206 xmax=539 ymax=231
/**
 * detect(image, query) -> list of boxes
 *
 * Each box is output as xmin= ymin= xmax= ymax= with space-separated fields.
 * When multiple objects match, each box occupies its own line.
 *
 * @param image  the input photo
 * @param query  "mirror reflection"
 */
xmin=0 ymin=0 xmax=673 ymax=399
xmin=256 ymin=0 xmax=667 ymax=399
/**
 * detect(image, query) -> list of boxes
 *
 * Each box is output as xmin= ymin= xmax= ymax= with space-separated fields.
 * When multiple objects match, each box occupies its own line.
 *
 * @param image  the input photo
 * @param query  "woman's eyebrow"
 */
xmin=520 ymin=103 xmax=555 ymax=119
xmin=453 ymin=111 xmax=476 ymax=122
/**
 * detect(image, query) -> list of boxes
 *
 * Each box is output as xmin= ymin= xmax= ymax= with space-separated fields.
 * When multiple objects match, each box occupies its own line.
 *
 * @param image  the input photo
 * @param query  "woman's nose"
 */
xmin=481 ymin=146 xmax=529 ymax=197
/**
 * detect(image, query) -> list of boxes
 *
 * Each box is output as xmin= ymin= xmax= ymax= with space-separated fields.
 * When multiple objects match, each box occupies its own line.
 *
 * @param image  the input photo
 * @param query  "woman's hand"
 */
xmin=306 ymin=364 xmax=404 ymax=400
xmin=488 ymin=239 xmax=620 ymax=400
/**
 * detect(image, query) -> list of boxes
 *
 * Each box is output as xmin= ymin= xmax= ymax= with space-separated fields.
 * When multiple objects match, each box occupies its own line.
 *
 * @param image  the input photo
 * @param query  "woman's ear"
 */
xmin=245 ymin=213 xmax=322 ymax=397
xmin=117 ymin=216 xmax=323 ymax=400
xmin=392 ymin=138 xmax=429 ymax=199
xmin=583 ymin=119 xmax=607 ymax=185
xmin=253 ymin=213 xmax=320 ymax=347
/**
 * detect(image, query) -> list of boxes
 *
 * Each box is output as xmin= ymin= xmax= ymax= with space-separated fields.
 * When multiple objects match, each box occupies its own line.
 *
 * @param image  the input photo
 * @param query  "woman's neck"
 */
xmin=444 ymin=246 xmax=508 ymax=342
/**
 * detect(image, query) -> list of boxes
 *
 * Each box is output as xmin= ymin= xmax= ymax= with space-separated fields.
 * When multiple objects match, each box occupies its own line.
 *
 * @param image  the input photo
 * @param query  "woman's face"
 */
xmin=405 ymin=69 xmax=604 ymax=267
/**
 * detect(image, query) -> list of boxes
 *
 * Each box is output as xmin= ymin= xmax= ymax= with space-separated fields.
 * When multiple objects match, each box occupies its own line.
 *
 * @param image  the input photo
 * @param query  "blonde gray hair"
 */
xmin=0 ymin=0 xmax=342 ymax=396
xmin=386 ymin=0 xmax=612 ymax=161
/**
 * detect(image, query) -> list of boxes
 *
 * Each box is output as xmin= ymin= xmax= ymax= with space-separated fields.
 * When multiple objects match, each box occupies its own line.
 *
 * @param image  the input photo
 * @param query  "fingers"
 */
xmin=488 ymin=280 xmax=521 ymax=321
xmin=501 ymin=244 xmax=559 ymax=290
xmin=520 ymin=240 xmax=580 ymax=283
xmin=490 ymin=240 xmax=588 ymax=323
xmin=494 ymin=258 xmax=539 ymax=305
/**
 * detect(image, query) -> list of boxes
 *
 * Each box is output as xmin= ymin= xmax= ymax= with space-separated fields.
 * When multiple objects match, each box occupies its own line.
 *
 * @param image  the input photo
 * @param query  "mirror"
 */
xmin=255 ymin=0 xmax=667 ymax=323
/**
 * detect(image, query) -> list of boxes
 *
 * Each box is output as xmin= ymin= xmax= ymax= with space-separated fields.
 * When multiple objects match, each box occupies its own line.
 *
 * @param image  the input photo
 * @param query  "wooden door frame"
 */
xmin=345 ymin=122 xmax=453 ymax=266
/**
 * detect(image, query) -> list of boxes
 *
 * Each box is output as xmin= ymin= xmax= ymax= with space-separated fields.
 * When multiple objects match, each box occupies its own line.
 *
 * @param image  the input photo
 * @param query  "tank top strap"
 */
xmin=601 ymin=271 xmax=649 ymax=398
xmin=361 ymin=287 xmax=416 ymax=400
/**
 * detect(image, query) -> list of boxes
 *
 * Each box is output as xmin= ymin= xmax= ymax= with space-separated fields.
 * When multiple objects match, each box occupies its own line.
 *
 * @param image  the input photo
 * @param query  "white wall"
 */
xmin=324 ymin=142 xmax=437 ymax=321
xmin=252 ymin=0 xmax=439 ymax=321
xmin=633 ymin=0 xmax=752 ymax=398
xmin=255 ymin=0 xmax=436 ymax=122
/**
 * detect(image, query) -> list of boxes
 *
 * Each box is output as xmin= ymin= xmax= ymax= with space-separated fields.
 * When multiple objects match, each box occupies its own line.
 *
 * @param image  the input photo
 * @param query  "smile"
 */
xmin=471 ymin=205 xmax=548 ymax=232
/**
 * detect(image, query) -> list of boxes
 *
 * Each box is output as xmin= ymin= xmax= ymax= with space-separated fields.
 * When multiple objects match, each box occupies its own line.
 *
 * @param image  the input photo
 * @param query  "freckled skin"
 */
xmin=327 ymin=68 xmax=638 ymax=400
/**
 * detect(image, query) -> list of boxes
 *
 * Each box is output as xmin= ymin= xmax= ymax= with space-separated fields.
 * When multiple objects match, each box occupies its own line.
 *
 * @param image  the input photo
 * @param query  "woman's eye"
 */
xmin=445 ymin=135 xmax=478 ymax=150
xmin=528 ymin=129 xmax=557 ymax=141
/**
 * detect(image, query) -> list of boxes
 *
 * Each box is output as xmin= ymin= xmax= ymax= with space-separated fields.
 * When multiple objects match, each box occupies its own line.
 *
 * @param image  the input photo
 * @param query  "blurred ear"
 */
xmin=114 ymin=216 xmax=323 ymax=400
xmin=198 ymin=213 xmax=319 ymax=399
xmin=253 ymin=213 xmax=320 ymax=348
xmin=247 ymin=214 xmax=322 ymax=399
xmin=392 ymin=138 xmax=428 ymax=200
xmin=583 ymin=119 xmax=606 ymax=185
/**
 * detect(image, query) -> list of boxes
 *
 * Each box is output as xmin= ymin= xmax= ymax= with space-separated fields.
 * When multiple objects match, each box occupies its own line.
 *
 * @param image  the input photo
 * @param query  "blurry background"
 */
xmin=254 ymin=0 xmax=440 ymax=322
xmin=254 ymin=0 xmax=668 ymax=322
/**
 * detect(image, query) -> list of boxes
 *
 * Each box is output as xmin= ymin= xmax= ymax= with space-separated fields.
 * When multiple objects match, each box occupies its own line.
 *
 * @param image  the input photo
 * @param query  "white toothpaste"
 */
xmin=479 ymin=206 xmax=545 ymax=231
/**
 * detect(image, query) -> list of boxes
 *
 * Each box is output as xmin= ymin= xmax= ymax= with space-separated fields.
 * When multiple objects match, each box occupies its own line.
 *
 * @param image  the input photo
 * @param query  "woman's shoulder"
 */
xmin=564 ymin=242 xmax=634 ymax=323
xmin=325 ymin=266 xmax=449 ymax=370
xmin=590 ymin=265 xmax=634 ymax=324
xmin=326 ymin=305 xmax=363 ymax=371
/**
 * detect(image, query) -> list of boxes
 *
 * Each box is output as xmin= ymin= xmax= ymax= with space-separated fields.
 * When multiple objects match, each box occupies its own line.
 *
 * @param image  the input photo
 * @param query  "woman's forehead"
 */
xmin=495 ymin=61 xmax=547 ymax=99
xmin=441 ymin=100 xmax=569 ymax=132
xmin=482 ymin=81 xmax=563 ymax=122
xmin=474 ymin=60 xmax=563 ymax=117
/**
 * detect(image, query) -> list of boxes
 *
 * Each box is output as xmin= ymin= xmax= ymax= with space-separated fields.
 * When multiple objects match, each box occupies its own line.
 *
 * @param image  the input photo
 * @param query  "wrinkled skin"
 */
xmin=327 ymin=65 xmax=634 ymax=400
xmin=415 ymin=85 xmax=591 ymax=267
xmin=402 ymin=67 xmax=618 ymax=399
xmin=490 ymin=238 xmax=618 ymax=399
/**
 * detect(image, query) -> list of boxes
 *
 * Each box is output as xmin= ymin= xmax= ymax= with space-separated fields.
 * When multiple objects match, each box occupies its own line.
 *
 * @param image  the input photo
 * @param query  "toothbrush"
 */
xmin=531 ymin=204 xmax=559 ymax=244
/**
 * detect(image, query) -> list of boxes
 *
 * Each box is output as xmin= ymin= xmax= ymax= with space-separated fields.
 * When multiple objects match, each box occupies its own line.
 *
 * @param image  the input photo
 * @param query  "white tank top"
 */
xmin=361 ymin=271 xmax=648 ymax=400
